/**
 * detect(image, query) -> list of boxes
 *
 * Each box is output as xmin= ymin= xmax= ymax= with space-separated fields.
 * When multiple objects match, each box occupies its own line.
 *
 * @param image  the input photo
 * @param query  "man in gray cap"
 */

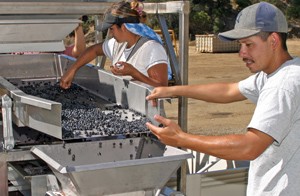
xmin=146 ymin=2 xmax=300 ymax=195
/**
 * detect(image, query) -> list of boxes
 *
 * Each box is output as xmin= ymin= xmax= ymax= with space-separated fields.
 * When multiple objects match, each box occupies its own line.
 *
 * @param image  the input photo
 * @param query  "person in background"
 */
xmin=146 ymin=2 xmax=300 ymax=195
xmin=63 ymin=23 xmax=86 ymax=58
xmin=60 ymin=0 xmax=169 ymax=89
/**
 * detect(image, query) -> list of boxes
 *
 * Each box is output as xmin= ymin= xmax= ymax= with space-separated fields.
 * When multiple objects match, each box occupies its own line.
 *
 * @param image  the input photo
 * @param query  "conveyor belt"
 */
xmin=16 ymin=80 xmax=152 ymax=139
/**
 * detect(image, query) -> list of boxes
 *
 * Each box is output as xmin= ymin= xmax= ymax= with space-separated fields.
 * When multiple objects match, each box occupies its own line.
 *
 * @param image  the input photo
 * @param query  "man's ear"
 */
xmin=270 ymin=32 xmax=279 ymax=48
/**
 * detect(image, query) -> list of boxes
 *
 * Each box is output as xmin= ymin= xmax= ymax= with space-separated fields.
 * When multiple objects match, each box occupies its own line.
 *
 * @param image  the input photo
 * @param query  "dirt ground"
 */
xmin=164 ymin=39 xmax=300 ymax=136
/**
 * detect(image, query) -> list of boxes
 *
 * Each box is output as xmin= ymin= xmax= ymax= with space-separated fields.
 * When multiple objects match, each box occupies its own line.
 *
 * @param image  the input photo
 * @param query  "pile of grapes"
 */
xmin=19 ymin=82 xmax=151 ymax=138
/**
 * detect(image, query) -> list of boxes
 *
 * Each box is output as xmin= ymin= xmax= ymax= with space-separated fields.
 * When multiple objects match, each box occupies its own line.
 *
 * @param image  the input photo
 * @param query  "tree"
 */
xmin=286 ymin=0 xmax=300 ymax=19
xmin=145 ymin=0 xmax=300 ymax=39
xmin=189 ymin=0 xmax=237 ymax=38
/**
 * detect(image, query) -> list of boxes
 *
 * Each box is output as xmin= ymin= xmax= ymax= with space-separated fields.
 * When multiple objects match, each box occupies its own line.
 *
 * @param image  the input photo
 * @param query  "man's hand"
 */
xmin=146 ymin=87 xmax=173 ymax=107
xmin=146 ymin=114 xmax=186 ymax=147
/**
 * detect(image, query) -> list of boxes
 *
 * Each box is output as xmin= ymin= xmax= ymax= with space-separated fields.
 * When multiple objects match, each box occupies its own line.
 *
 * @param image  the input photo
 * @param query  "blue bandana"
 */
xmin=124 ymin=23 xmax=173 ymax=80
xmin=124 ymin=23 xmax=163 ymax=45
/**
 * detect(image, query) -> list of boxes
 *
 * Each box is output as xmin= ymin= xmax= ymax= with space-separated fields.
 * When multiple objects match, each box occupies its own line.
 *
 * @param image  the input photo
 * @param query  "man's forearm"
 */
xmin=172 ymin=83 xmax=245 ymax=103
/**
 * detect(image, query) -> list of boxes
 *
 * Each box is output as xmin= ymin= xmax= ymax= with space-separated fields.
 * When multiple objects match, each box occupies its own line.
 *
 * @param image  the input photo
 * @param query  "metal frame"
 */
xmin=186 ymin=167 xmax=248 ymax=196
xmin=0 ymin=1 xmax=190 ymax=195
xmin=0 ymin=0 xmax=190 ymax=129
xmin=0 ymin=0 xmax=190 ymax=126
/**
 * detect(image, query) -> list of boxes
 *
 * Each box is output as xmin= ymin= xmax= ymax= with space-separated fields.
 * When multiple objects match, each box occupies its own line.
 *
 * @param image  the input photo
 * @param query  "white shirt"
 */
xmin=102 ymin=38 xmax=168 ymax=77
xmin=239 ymin=57 xmax=300 ymax=196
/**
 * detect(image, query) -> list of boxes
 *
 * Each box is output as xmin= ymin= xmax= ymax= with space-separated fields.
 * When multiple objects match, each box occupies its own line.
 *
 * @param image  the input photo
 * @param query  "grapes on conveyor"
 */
xmin=18 ymin=82 xmax=151 ymax=139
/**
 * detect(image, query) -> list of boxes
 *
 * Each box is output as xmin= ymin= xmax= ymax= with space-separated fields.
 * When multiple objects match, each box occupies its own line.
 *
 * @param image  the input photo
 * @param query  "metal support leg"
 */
xmin=157 ymin=14 xmax=181 ymax=85
xmin=2 ymin=94 xmax=14 ymax=150
xmin=0 ymin=152 xmax=8 ymax=196
xmin=0 ymin=94 xmax=13 ymax=196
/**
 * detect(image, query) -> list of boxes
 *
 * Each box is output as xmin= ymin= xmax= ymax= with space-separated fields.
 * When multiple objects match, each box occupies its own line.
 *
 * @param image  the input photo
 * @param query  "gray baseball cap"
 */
xmin=218 ymin=2 xmax=288 ymax=41
xmin=96 ymin=13 xmax=139 ymax=32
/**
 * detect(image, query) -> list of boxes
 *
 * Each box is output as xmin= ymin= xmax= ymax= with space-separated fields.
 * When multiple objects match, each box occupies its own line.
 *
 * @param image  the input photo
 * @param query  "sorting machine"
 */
xmin=0 ymin=1 xmax=192 ymax=195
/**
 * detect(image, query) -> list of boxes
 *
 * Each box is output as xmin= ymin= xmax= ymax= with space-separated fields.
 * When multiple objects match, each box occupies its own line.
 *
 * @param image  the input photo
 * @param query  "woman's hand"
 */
xmin=111 ymin=61 xmax=168 ymax=87
xmin=110 ymin=61 xmax=137 ymax=76
xmin=60 ymin=68 xmax=76 ymax=89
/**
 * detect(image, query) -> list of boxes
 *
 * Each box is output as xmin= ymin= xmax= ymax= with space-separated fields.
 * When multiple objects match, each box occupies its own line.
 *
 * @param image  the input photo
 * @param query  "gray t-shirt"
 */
xmin=239 ymin=57 xmax=300 ymax=196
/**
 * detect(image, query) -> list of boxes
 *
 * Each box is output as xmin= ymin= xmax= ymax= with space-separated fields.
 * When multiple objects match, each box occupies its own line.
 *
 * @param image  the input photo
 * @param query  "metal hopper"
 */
xmin=31 ymin=138 xmax=192 ymax=195
xmin=0 ymin=51 xmax=192 ymax=196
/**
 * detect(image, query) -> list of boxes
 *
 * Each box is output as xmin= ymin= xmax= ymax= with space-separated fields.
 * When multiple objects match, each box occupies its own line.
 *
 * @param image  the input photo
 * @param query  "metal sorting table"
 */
xmin=0 ymin=1 xmax=191 ymax=195
xmin=0 ymin=53 xmax=192 ymax=196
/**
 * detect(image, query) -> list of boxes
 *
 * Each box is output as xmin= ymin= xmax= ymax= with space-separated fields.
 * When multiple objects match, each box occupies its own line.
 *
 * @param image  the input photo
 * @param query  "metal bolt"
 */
xmin=62 ymin=142 xmax=66 ymax=149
